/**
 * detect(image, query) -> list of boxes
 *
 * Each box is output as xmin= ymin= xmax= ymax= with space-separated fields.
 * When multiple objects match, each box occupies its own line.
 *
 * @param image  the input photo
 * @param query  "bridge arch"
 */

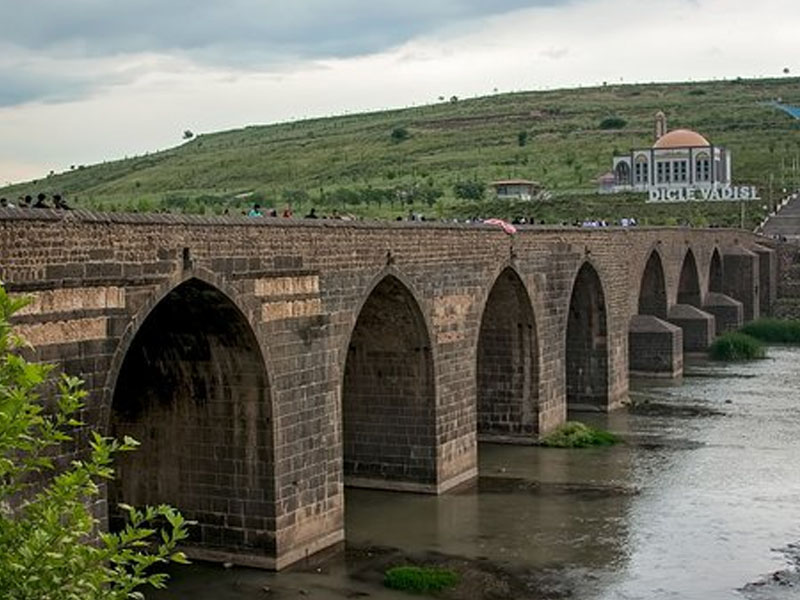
xmin=342 ymin=273 xmax=436 ymax=488
xmin=677 ymin=248 xmax=702 ymax=307
xmin=565 ymin=261 xmax=609 ymax=411
xmin=709 ymin=248 xmax=723 ymax=294
xmin=108 ymin=274 xmax=275 ymax=554
xmin=637 ymin=249 xmax=668 ymax=319
xmin=476 ymin=266 xmax=539 ymax=436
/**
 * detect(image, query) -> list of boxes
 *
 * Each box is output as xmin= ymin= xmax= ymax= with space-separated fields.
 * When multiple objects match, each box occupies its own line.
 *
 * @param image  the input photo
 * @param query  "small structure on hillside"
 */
xmin=491 ymin=179 xmax=542 ymax=201
xmin=609 ymin=112 xmax=732 ymax=193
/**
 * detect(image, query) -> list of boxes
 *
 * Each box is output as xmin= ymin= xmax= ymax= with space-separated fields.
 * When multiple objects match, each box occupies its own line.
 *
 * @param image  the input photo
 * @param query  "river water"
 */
xmin=152 ymin=348 xmax=800 ymax=600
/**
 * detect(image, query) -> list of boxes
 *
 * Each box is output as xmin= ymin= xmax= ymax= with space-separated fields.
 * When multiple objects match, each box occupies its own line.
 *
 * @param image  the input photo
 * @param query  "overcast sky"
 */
xmin=0 ymin=0 xmax=797 ymax=184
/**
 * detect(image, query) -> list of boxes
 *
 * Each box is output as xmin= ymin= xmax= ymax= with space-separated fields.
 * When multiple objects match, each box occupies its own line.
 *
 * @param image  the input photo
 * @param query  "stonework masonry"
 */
xmin=0 ymin=208 xmax=777 ymax=569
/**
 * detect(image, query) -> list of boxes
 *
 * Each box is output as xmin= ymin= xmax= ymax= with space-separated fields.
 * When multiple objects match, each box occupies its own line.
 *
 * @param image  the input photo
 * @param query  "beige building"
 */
xmin=611 ymin=112 xmax=732 ymax=192
xmin=491 ymin=179 xmax=542 ymax=200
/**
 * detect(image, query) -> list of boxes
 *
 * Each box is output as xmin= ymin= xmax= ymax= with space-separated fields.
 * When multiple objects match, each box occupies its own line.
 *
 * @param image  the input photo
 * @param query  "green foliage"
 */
xmin=517 ymin=130 xmax=528 ymax=147
xmin=384 ymin=566 xmax=459 ymax=594
xmin=599 ymin=116 xmax=627 ymax=130
xmin=540 ymin=422 xmax=620 ymax=448
xmin=739 ymin=318 xmax=800 ymax=343
xmin=709 ymin=331 xmax=766 ymax=361
xmin=3 ymin=76 xmax=798 ymax=226
xmin=688 ymin=89 xmax=707 ymax=96
xmin=0 ymin=285 xmax=190 ymax=600
xmin=453 ymin=179 xmax=486 ymax=201
xmin=391 ymin=126 xmax=410 ymax=143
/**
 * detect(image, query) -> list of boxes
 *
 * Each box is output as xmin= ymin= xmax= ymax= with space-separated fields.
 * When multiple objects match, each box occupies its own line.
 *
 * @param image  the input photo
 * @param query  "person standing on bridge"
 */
xmin=248 ymin=203 xmax=263 ymax=217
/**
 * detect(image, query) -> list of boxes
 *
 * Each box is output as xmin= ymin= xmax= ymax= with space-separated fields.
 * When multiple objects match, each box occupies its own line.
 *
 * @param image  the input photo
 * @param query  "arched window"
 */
xmin=696 ymin=153 xmax=711 ymax=182
xmin=635 ymin=156 xmax=649 ymax=184
xmin=615 ymin=162 xmax=631 ymax=185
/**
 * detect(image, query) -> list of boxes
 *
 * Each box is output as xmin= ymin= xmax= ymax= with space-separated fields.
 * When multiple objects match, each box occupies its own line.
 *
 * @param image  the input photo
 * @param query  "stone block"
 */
xmin=628 ymin=314 xmax=683 ymax=378
xmin=703 ymin=292 xmax=744 ymax=335
xmin=668 ymin=304 xmax=715 ymax=352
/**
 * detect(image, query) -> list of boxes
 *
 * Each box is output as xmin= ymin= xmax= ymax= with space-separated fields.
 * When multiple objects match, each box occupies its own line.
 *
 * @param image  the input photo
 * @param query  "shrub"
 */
xmin=384 ymin=566 xmax=459 ymax=593
xmin=599 ymin=116 xmax=627 ymax=130
xmin=517 ymin=130 xmax=528 ymax=147
xmin=391 ymin=126 xmax=410 ymax=143
xmin=709 ymin=332 xmax=766 ymax=361
xmin=739 ymin=318 xmax=800 ymax=343
xmin=688 ymin=89 xmax=707 ymax=96
xmin=0 ymin=285 xmax=190 ymax=599
xmin=453 ymin=179 xmax=486 ymax=201
xmin=541 ymin=422 xmax=619 ymax=448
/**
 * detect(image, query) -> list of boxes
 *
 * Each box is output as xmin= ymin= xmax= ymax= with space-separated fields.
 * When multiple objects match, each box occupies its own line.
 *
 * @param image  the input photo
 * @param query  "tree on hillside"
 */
xmin=0 ymin=285 xmax=190 ymax=600
xmin=454 ymin=179 xmax=486 ymax=201
xmin=183 ymin=130 xmax=194 ymax=140
xmin=390 ymin=126 xmax=410 ymax=143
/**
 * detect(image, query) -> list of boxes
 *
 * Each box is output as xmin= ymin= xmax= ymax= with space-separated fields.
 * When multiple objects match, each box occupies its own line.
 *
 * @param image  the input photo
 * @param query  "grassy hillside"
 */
xmin=3 ymin=77 xmax=799 ymax=227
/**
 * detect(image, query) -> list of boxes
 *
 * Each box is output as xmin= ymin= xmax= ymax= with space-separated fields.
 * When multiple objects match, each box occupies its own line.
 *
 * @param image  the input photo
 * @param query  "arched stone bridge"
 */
xmin=0 ymin=210 xmax=776 ymax=569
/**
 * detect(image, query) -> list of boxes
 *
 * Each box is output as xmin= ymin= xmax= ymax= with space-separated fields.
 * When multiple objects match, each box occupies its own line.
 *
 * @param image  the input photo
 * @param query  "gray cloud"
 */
xmin=0 ymin=0 xmax=572 ymax=106
xmin=2 ymin=1 xmax=566 ymax=61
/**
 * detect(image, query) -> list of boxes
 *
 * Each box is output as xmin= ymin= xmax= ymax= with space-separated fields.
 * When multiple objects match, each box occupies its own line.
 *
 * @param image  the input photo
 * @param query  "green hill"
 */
xmin=3 ymin=77 xmax=799 ymax=227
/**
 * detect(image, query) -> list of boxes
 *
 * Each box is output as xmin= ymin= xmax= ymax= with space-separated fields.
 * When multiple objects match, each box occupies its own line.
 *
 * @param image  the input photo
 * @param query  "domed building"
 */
xmin=611 ymin=112 xmax=731 ymax=192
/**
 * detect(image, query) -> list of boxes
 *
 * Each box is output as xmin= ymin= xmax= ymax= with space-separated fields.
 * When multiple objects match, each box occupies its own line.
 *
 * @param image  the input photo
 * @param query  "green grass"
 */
xmin=708 ymin=332 xmax=766 ymax=361
xmin=540 ymin=421 xmax=620 ymax=448
xmin=3 ymin=76 xmax=799 ymax=227
xmin=739 ymin=318 xmax=800 ymax=343
xmin=384 ymin=566 xmax=459 ymax=594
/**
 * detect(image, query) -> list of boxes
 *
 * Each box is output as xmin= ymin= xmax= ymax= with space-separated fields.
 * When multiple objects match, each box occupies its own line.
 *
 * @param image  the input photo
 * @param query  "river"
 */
xmin=151 ymin=347 xmax=800 ymax=599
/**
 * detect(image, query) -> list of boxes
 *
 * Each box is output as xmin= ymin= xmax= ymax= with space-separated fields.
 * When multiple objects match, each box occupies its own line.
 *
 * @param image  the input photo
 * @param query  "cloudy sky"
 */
xmin=0 ymin=0 xmax=797 ymax=184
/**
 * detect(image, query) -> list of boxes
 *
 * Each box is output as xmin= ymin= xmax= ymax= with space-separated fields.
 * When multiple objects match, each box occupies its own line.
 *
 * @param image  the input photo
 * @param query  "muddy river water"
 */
xmin=152 ymin=347 xmax=800 ymax=599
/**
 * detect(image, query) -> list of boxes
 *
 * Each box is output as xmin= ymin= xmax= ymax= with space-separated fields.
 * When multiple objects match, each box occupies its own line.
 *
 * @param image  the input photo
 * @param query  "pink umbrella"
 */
xmin=483 ymin=218 xmax=517 ymax=235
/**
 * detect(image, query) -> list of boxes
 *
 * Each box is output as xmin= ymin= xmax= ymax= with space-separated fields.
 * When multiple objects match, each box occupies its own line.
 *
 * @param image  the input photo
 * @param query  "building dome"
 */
xmin=653 ymin=129 xmax=710 ymax=149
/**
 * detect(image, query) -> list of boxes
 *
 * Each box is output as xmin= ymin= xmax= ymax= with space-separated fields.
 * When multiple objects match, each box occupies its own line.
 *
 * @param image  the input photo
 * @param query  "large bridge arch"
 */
xmin=709 ymin=248 xmax=723 ymax=294
xmin=565 ymin=261 xmax=609 ymax=411
xmin=476 ymin=266 xmax=540 ymax=437
xmin=109 ymin=275 xmax=276 ymax=557
xmin=677 ymin=248 xmax=702 ymax=307
xmin=341 ymin=272 xmax=437 ymax=489
xmin=638 ymin=249 xmax=668 ymax=319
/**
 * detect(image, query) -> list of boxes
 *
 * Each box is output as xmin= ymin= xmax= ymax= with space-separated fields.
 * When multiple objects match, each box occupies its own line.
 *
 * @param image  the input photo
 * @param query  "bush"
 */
xmin=739 ymin=318 xmax=800 ymax=343
xmin=709 ymin=332 xmax=766 ymax=361
xmin=384 ymin=566 xmax=459 ymax=593
xmin=453 ymin=179 xmax=486 ymax=201
xmin=599 ymin=116 xmax=627 ymax=130
xmin=0 ymin=285 xmax=190 ymax=599
xmin=391 ymin=126 xmax=410 ymax=143
xmin=541 ymin=422 xmax=619 ymax=448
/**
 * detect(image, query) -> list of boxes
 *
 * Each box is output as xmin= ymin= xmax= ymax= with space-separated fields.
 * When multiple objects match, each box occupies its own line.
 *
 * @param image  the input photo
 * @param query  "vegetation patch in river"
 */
xmin=384 ymin=565 xmax=459 ymax=594
xmin=740 ymin=318 xmax=800 ymax=344
xmin=348 ymin=546 xmax=574 ymax=600
xmin=540 ymin=421 xmax=620 ymax=448
xmin=708 ymin=332 xmax=766 ymax=361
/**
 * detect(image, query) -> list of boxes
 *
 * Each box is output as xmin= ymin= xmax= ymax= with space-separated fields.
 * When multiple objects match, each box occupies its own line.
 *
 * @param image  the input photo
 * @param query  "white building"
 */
xmin=611 ymin=112 xmax=732 ymax=192
xmin=491 ymin=179 xmax=542 ymax=200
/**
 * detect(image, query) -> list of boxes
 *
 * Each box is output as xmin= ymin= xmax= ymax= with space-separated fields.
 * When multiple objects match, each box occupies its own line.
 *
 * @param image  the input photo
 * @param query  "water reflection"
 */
xmin=152 ymin=348 xmax=800 ymax=600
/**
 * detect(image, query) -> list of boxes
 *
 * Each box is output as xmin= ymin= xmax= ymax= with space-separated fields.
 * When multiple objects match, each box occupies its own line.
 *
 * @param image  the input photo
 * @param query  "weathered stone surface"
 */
xmin=668 ymin=304 xmax=716 ymax=351
xmin=628 ymin=315 xmax=683 ymax=378
xmin=0 ymin=208 xmax=771 ymax=569
xmin=703 ymin=292 xmax=744 ymax=335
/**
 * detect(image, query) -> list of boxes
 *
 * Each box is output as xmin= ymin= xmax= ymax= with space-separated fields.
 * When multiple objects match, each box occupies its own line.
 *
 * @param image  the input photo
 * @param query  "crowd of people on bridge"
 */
xmin=0 ymin=193 xmax=71 ymax=210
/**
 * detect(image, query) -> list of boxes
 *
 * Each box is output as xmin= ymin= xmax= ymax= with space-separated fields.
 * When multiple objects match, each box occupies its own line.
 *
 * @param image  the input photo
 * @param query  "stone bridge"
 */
xmin=0 ymin=209 xmax=776 ymax=569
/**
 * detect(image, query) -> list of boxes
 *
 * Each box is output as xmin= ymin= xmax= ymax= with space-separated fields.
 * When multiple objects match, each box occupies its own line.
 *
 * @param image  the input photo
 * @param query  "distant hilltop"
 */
xmin=2 ymin=77 xmax=798 ymax=217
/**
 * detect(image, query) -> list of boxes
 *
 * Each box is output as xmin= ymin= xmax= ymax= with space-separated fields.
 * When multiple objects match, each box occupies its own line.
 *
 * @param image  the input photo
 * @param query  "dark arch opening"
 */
xmin=477 ymin=268 xmax=539 ymax=436
xmin=638 ymin=251 xmax=668 ymax=319
xmin=110 ymin=279 xmax=274 ymax=554
xmin=709 ymin=249 xmax=723 ymax=294
xmin=342 ymin=276 xmax=435 ymax=486
xmin=678 ymin=249 xmax=702 ymax=307
xmin=566 ymin=263 xmax=608 ymax=410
